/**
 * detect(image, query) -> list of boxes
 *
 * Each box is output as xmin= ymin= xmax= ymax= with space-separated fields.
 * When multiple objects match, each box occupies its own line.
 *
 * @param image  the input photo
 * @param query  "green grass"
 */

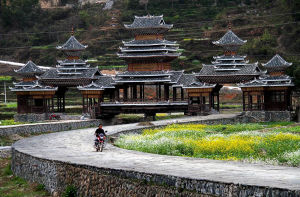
xmin=0 ymin=102 xmax=17 ymax=108
xmin=220 ymin=104 xmax=242 ymax=109
xmin=0 ymin=136 xmax=14 ymax=146
xmin=0 ymin=119 xmax=24 ymax=126
xmin=0 ymin=158 xmax=50 ymax=197
xmin=0 ymin=76 xmax=12 ymax=81
xmin=115 ymin=122 xmax=300 ymax=166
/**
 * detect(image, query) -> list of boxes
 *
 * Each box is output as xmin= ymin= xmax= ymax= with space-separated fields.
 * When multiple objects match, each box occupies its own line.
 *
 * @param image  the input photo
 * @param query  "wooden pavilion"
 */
xmin=239 ymin=54 xmax=294 ymax=111
xmin=10 ymin=61 xmax=57 ymax=114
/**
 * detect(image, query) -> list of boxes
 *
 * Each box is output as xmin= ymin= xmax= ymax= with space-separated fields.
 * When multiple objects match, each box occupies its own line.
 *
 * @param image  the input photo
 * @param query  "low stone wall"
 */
xmin=0 ymin=146 xmax=11 ymax=158
xmin=0 ymin=119 xmax=100 ymax=136
xmin=11 ymin=149 xmax=299 ymax=197
xmin=243 ymin=111 xmax=291 ymax=122
xmin=14 ymin=113 xmax=47 ymax=122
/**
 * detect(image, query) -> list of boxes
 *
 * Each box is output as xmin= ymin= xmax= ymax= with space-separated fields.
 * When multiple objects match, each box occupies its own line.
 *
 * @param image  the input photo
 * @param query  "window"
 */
xmin=271 ymin=92 xmax=285 ymax=102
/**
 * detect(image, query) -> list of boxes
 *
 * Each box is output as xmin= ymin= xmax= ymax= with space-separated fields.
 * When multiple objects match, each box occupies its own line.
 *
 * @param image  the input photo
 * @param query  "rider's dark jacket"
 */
xmin=95 ymin=128 xmax=106 ymax=136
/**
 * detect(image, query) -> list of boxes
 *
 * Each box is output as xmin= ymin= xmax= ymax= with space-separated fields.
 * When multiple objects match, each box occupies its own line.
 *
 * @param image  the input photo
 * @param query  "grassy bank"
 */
xmin=115 ymin=122 xmax=300 ymax=166
xmin=0 ymin=158 xmax=50 ymax=197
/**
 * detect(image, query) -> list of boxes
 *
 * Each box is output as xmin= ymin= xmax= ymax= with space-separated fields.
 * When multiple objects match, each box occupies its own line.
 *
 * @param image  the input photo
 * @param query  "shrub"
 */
xmin=62 ymin=185 xmax=77 ymax=197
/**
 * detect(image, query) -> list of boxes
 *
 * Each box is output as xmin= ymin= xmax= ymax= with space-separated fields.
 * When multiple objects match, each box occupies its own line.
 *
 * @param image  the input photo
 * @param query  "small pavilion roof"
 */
xmin=78 ymin=76 xmax=115 ymax=90
xmin=10 ymin=82 xmax=57 ymax=92
xmin=56 ymin=36 xmax=87 ymax=51
xmin=40 ymin=67 xmax=101 ymax=79
xmin=262 ymin=54 xmax=292 ymax=70
xmin=173 ymin=74 xmax=216 ymax=88
xmin=239 ymin=75 xmax=294 ymax=88
xmin=212 ymin=30 xmax=247 ymax=46
xmin=124 ymin=15 xmax=173 ymax=29
xmin=14 ymin=60 xmax=44 ymax=76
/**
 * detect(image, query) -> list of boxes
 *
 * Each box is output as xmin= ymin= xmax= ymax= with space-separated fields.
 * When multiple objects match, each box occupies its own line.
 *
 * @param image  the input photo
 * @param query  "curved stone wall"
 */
xmin=11 ymin=114 xmax=300 ymax=196
xmin=0 ymin=119 xmax=100 ymax=136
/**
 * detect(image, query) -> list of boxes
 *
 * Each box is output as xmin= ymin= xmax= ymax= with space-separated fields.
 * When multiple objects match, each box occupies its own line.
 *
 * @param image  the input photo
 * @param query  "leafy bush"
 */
xmin=4 ymin=163 xmax=12 ymax=176
xmin=0 ymin=119 xmax=24 ymax=126
xmin=62 ymin=185 xmax=77 ymax=197
xmin=35 ymin=184 xmax=46 ymax=191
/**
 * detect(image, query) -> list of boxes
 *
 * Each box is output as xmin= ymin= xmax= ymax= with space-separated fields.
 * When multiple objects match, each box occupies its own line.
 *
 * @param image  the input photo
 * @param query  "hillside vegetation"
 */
xmin=0 ymin=0 xmax=299 ymax=86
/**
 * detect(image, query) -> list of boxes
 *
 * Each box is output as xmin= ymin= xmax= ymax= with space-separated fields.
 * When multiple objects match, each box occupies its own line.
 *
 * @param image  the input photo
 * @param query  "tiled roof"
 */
xmin=117 ymin=52 xmax=181 ymax=58
xmin=57 ymin=59 xmax=86 ymax=65
xmin=239 ymin=75 xmax=294 ymax=87
xmin=10 ymin=82 xmax=57 ymax=92
xmin=173 ymin=74 xmax=216 ymax=88
xmin=212 ymin=30 xmax=247 ymax=46
xmin=198 ymin=63 xmax=261 ymax=76
xmin=124 ymin=15 xmax=173 ymax=29
xmin=213 ymin=55 xmax=246 ymax=61
xmin=78 ymin=82 xmax=104 ymax=90
xmin=117 ymin=71 xmax=171 ymax=77
xmin=40 ymin=67 xmax=101 ymax=79
xmin=14 ymin=61 xmax=44 ymax=76
xmin=13 ymin=81 xmax=37 ymax=87
xmin=56 ymin=36 xmax=87 ymax=51
xmin=115 ymin=77 xmax=172 ymax=83
xmin=77 ymin=76 xmax=115 ymax=90
xmin=120 ymin=46 xmax=178 ymax=52
xmin=262 ymin=54 xmax=292 ymax=71
xmin=169 ymin=71 xmax=184 ymax=84
xmin=123 ymin=39 xmax=177 ymax=47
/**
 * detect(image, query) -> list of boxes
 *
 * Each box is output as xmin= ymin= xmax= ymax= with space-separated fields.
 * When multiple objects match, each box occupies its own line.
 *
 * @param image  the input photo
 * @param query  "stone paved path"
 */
xmin=13 ymin=114 xmax=300 ymax=190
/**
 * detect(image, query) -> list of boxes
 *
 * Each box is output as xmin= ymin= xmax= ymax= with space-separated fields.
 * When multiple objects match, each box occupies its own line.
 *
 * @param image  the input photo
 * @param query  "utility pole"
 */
xmin=4 ymin=81 xmax=7 ymax=103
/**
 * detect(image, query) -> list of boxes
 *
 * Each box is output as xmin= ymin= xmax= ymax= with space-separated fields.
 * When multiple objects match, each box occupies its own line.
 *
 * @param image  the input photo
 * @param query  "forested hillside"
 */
xmin=0 ymin=0 xmax=299 ymax=86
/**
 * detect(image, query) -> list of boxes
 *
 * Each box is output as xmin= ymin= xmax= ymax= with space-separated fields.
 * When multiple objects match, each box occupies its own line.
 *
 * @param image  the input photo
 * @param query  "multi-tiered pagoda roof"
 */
xmin=239 ymin=55 xmax=294 ymax=88
xmin=262 ymin=54 xmax=292 ymax=73
xmin=118 ymin=15 xmax=181 ymax=67
xmin=197 ymin=29 xmax=263 ymax=84
xmin=40 ymin=35 xmax=101 ymax=86
xmin=11 ymin=61 xmax=57 ymax=92
xmin=212 ymin=30 xmax=247 ymax=51
xmin=14 ymin=60 xmax=44 ymax=77
xmin=124 ymin=15 xmax=173 ymax=35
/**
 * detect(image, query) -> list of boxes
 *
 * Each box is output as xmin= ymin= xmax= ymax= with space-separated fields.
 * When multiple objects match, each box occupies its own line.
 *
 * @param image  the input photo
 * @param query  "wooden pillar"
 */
xmin=51 ymin=96 xmax=54 ymax=112
xmin=209 ymin=93 xmax=212 ymax=110
xmin=249 ymin=94 xmax=252 ymax=111
xmin=17 ymin=95 xmax=20 ymax=113
xmin=143 ymin=85 xmax=145 ymax=101
xmin=115 ymin=88 xmax=119 ymax=101
xmin=173 ymin=87 xmax=177 ymax=101
xmin=140 ymin=85 xmax=143 ymax=101
xmin=181 ymin=88 xmax=184 ymax=101
xmin=217 ymin=93 xmax=220 ymax=111
xmin=133 ymin=85 xmax=137 ymax=101
xmin=82 ymin=96 xmax=85 ymax=113
xmin=242 ymin=92 xmax=245 ymax=111
xmin=124 ymin=86 xmax=128 ymax=101
xmin=164 ymin=85 xmax=169 ymax=101
xmin=158 ymin=84 xmax=161 ymax=101
xmin=63 ymin=94 xmax=65 ymax=112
